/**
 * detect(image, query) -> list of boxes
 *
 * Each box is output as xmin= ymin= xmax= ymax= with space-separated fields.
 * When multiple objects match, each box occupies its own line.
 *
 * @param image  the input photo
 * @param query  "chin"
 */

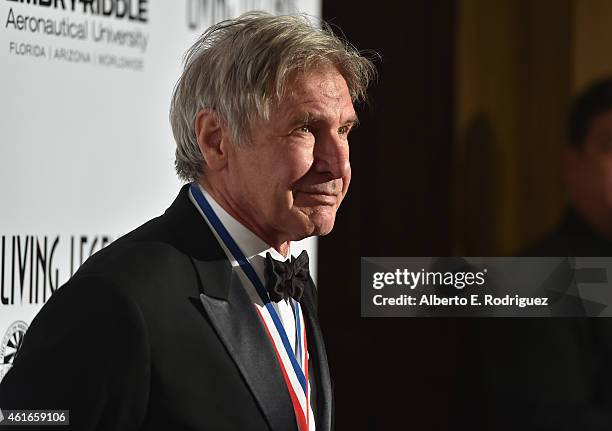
xmin=307 ymin=213 xmax=336 ymax=236
xmin=287 ymin=206 xmax=338 ymax=239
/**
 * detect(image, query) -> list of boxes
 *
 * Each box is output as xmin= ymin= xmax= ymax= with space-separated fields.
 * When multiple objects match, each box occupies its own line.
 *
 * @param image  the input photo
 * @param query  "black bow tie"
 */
xmin=264 ymin=250 xmax=310 ymax=302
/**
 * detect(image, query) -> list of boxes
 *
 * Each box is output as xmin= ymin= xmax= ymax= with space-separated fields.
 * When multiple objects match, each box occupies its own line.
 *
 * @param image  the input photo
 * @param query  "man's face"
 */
xmin=223 ymin=67 xmax=356 ymax=244
xmin=567 ymin=109 xmax=612 ymax=224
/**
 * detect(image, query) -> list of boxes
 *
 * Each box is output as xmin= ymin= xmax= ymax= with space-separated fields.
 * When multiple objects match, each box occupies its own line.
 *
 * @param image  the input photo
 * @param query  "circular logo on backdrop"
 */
xmin=0 ymin=321 xmax=28 ymax=383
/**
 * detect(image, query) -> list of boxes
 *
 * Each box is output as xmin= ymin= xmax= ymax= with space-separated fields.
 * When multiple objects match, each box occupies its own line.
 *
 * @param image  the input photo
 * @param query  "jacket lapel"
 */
xmin=164 ymin=185 xmax=332 ymax=431
xmin=163 ymin=185 xmax=297 ymax=431
xmin=301 ymin=280 xmax=333 ymax=431
xmin=193 ymin=259 xmax=297 ymax=431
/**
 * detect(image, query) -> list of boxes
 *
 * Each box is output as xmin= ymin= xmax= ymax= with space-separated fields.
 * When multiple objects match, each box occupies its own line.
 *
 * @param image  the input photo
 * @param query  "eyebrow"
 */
xmin=290 ymin=112 xmax=360 ymax=127
xmin=346 ymin=115 xmax=360 ymax=127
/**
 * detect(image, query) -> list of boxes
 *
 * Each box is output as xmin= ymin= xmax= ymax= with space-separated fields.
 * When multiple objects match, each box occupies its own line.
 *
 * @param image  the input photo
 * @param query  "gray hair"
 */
xmin=170 ymin=11 xmax=377 ymax=182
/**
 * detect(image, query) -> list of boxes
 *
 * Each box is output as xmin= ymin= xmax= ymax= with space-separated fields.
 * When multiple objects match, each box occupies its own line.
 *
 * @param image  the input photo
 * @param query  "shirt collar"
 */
xmin=189 ymin=183 xmax=291 ymax=270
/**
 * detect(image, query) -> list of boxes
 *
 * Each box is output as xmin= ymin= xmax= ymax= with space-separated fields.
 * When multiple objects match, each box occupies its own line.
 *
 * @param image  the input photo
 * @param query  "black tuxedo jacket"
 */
xmin=0 ymin=185 xmax=333 ymax=431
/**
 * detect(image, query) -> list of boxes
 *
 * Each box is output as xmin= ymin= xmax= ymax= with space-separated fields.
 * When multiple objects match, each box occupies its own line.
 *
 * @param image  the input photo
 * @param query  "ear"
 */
xmin=194 ymin=108 xmax=230 ymax=172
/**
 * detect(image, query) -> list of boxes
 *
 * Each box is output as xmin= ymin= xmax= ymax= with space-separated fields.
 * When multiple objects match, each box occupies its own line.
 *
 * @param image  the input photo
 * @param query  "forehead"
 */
xmin=274 ymin=67 xmax=355 ymax=121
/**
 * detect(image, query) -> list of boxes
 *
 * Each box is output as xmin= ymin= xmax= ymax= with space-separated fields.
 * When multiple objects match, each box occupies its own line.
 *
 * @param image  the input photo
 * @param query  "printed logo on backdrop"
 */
xmin=0 ymin=320 xmax=27 ymax=383
xmin=186 ymin=0 xmax=297 ymax=31
xmin=0 ymin=235 xmax=112 ymax=306
xmin=4 ymin=0 xmax=149 ymax=70
xmin=0 ymin=234 xmax=112 ymax=382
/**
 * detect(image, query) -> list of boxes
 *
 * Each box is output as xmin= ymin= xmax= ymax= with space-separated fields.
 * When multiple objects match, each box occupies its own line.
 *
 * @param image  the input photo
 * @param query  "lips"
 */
xmin=294 ymin=191 xmax=338 ymax=205
xmin=299 ymin=189 xmax=337 ymax=196
xmin=297 ymin=182 xmax=340 ymax=196
xmin=293 ymin=180 xmax=342 ymax=205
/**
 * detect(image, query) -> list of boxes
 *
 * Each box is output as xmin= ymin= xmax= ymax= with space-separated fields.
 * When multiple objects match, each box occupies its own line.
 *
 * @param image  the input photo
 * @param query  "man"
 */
xmin=456 ymin=78 xmax=612 ymax=431
xmin=523 ymin=77 xmax=612 ymax=256
xmin=0 ymin=12 xmax=374 ymax=431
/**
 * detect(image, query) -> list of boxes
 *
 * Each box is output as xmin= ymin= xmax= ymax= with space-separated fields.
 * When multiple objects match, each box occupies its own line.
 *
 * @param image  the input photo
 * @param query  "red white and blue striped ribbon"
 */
xmin=190 ymin=183 xmax=313 ymax=430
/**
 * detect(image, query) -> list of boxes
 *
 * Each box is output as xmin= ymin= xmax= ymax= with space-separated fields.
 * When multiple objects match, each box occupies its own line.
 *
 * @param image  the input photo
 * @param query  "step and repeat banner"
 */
xmin=0 ymin=0 xmax=320 ymax=382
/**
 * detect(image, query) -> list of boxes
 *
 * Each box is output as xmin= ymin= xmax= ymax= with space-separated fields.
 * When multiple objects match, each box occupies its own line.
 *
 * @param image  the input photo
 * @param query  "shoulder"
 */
xmin=64 ymin=214 xmax=213 ymax=312
xmin=77 ymin=216 xmax=194 ymax=283
xmin=52 ymin=185 xmax=227 ymax=312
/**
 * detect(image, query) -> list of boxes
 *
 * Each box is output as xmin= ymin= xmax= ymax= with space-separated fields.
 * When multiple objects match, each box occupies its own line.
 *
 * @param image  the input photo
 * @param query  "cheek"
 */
xmin=266 ymin=151 xmax=314 ymax=211
xmin=579 ymin=160 xmax=612 ymax=206
xmin=235 ymin=152 xmax=278 ymax=207
xmin=295 ymin=146 xmax=315 ymax=176
xmin=594 ymin=159 xmax=612 ymax=186
xmin=285 ymin=148 xmax=315 ymax=188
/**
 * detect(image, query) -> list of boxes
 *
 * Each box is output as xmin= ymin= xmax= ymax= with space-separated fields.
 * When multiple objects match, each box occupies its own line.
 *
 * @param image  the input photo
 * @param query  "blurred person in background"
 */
xmin=457 ymin=77 xmax=612 ymax=431
xmin=525 ymin=77 xmax=612 ymax=256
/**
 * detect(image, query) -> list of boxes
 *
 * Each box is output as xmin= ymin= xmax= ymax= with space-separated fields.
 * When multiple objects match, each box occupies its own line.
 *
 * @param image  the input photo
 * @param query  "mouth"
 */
xmin=294 ymin=190 xmax=338 ymax=206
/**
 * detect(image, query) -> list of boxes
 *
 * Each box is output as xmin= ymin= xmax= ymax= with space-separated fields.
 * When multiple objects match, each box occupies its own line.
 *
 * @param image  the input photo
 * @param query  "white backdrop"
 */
xmin=0 ymin=0 xmax=320 ymax=382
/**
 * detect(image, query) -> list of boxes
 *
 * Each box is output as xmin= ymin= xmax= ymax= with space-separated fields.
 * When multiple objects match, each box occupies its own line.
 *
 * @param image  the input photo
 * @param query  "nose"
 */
xmin=312 ymin=131 xmax=351 ymax=180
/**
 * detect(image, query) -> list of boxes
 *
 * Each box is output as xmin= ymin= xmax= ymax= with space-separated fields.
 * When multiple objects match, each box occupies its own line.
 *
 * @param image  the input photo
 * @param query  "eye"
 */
xmin=295 ymin=125 xmax=312 ymax=134
xmin=338 ymin=125 xmax=351 ymax=136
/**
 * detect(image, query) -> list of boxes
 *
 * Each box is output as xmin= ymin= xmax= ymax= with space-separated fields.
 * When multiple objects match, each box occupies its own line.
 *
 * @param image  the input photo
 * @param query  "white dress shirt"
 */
xmin=189 ymin=183 xmax=317 ymax=430
xmin=188 ymin=184 xmax=300 ymax=356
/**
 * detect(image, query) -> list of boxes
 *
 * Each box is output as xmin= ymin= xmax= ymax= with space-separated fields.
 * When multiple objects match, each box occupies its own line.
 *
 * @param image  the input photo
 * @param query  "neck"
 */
xmin=197 ymin=179 xmax=290 ymax=257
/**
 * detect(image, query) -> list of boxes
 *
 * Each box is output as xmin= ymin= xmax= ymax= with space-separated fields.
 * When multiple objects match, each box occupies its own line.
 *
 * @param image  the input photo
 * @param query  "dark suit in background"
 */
xmin=456 ymin=206 xmax=612 ymax=431
xmin=522 ymin=208 xmax=612 ymax=256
